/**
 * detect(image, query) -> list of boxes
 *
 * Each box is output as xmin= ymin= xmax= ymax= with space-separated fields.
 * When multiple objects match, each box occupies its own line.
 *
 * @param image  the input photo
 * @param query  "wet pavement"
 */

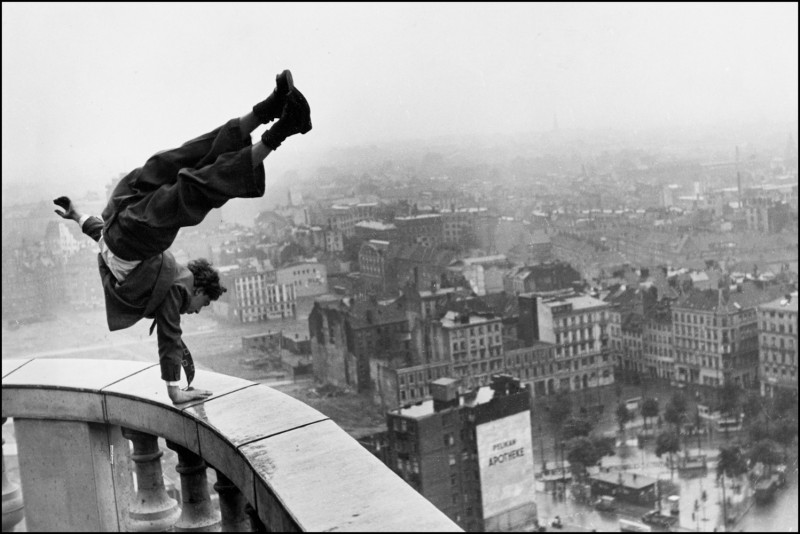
xmin=526 ymin=381 xmax=799 ymax=532
xmin=526 ymin=445 xmax=798 ymax=532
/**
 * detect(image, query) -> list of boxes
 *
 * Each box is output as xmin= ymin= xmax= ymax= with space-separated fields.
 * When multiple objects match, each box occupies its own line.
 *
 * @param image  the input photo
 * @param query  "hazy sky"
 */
xmin=2 ymin=2 xmax=798 ymax=197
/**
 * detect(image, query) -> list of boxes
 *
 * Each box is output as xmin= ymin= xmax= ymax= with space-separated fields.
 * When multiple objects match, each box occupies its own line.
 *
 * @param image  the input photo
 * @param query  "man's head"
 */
xmin=185 ymin=258 xmax=227 ymax=314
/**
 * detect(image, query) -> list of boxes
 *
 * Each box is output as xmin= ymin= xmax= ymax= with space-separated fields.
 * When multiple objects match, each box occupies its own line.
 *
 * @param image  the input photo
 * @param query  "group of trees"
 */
xmin=654 ymin=392 xmax=688 ymax=479
xmin=547 ymin=390 xmax=616 ymax=481
xmin=546 ymin=382 xmax=797 ymax=498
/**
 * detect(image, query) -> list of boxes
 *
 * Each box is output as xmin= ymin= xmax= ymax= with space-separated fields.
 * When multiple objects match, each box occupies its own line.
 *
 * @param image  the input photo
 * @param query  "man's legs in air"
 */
xmin=101 ymin=70 xmax=311 ymax=262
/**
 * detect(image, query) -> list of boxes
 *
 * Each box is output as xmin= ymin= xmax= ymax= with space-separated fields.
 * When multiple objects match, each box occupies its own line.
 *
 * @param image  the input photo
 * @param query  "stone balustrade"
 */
xmin=2 ymin=358 xmax=461 ymax=532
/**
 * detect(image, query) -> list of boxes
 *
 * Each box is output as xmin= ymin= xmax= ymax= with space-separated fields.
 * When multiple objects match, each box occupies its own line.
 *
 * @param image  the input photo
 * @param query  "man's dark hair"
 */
xmin=187 ymin=258 xmax=227 ymax=300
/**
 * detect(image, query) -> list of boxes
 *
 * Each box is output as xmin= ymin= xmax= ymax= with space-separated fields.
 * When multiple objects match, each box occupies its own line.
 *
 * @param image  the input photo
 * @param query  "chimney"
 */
xmin=431 ymin=378 xmax=459 ymax=412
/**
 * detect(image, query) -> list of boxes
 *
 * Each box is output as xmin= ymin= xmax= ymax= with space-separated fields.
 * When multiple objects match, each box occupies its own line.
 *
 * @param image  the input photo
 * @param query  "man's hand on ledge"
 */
xmin=168 ymin=385 xmax=213 ymax=404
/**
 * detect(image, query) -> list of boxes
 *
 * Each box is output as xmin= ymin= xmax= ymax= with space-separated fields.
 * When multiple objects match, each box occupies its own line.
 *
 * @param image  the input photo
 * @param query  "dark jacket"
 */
xmin=84 ymin=216 xmax=192 ymax=381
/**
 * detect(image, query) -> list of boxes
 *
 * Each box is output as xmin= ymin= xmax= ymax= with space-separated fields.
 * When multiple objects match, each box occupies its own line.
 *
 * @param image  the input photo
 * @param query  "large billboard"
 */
xmin=476 ymin=410 xmax=536 ymax=528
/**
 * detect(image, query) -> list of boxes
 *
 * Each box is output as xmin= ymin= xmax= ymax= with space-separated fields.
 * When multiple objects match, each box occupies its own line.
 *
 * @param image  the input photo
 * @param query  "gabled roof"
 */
xmin=675 ymin=282 xmax=794 ymax=313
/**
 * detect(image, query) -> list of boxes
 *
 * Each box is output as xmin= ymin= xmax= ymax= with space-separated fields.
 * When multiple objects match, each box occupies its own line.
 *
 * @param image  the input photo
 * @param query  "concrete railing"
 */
xmin=1 ymin=358 xmax=460 ymax=532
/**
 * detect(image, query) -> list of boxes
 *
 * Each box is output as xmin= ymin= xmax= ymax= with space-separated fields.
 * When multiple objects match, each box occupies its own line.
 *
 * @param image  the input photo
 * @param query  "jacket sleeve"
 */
xmin=81 ymin=215 xmax=105 ymax=242
xmin=155 ymin=285 xmax=187 ymax=382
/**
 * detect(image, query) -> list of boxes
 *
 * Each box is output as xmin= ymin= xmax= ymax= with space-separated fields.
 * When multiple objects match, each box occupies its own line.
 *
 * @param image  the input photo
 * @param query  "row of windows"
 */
xmin=674 ymin=312 xmax=729 ymax=327
xmin=761 ymin=322 xmax=796 ymax=334
xmin=674 ymin=338 xmax=732 ymax=354
xmin=450 ymin=323 xmax=502 ymax=337
xmin=451 ymin=336 xmax=502 ymax=351
xmin=762 ymin=351 xmax=797 ymax=366
xmin=760 ymin=336 xmax=796 ymax=349
xmin=763 ymin=365 xmax=797 ymax=378
xmin=452 ymin=347 xmax=503 ymax=361
xmin=555 ymin=328 xmax=593 ymax=344
xmin=556 ymin=313 xmax=605 ymax=329
xmin=398 ymin=365 xmax=450 ymax=387
xmin=555 ymin=343 xmax=598 ymax=358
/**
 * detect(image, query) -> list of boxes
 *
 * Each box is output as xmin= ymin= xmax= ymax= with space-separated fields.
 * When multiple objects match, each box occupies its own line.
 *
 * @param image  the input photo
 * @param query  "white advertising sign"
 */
xmin=476 ymin=410 xmax=535 ymax=520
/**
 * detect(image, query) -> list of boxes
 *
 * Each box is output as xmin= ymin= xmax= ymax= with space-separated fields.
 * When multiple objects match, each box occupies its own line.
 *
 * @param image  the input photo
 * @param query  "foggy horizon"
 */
xmin=2 ymin=2 xmax=798 ymax=200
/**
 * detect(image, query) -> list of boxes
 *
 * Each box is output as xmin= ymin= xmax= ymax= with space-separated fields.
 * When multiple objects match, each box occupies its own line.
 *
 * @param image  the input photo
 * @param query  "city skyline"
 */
xmin=2 ymin=2 xmax=798 ymax=199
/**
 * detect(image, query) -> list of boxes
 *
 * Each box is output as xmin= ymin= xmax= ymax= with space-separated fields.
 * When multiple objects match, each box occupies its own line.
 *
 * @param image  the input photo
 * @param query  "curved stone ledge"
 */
xmin=1 ymin=358 xmax=461 ymax=532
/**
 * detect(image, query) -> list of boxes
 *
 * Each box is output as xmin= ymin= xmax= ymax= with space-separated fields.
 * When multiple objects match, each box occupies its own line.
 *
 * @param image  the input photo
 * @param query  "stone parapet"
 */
xmin=1 ymin=358 xmax=460 ymax=532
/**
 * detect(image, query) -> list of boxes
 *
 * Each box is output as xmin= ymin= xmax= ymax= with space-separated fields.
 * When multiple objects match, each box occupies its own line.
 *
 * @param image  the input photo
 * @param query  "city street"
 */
xmin=528 ymin=381 xmax=799 ymax=532
xmin=2 ymin=313 xmax=797 ymax=532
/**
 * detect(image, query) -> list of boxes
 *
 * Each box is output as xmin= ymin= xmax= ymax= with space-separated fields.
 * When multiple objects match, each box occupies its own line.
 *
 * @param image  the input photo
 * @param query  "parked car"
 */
xmin=594 ymin=495 xmax=616 ymax=512
xmin=641 ymin=510 xmax=678 ymax=528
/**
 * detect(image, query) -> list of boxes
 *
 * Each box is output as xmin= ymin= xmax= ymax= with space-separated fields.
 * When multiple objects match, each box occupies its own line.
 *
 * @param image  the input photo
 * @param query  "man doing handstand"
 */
xmin=55 ymin=70 xmax=311 ymax=404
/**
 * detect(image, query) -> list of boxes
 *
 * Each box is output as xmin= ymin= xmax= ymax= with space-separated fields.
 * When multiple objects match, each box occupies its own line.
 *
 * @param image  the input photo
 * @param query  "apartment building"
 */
xmin=394 ymin=214 xmax=444 ymax=247
xmin=276 ymin=260 xmax=328 ymax=300
xmin=384 ymin=376 xmax=536 ymax=532
xmin=431 ymin=311 xmax=505 ymax=391
xmin=309 ymin=298 xmax=414 ymax=396
xmin=671 ymin=281 xmax=792 ymax=388
xmin=757 ymin=292 xmax=798 ymax=397
xmin=518 ymin=292 xmax=615 ymax=393
xmin=220 ymin=264 xmax=296 ymax=323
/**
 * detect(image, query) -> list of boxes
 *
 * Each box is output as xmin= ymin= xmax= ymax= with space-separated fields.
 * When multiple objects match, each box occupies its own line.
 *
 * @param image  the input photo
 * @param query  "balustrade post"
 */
xmin=2 ymin=419 xmax=25 ymax=533
xmin=213 ymin=470 xmax=250 ymax=532
xmin=166 ymin=441 xmax=220 ymax=532
xmin=244 ymin=502 xmax=267 ymax=532
xmin=122 ymin=428 xmax=181 ymax=532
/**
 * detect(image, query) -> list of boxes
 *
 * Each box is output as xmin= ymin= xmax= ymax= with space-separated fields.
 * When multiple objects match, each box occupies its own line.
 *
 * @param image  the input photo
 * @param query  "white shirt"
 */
xmin=79 ymin=214 xmax=141 ymax=283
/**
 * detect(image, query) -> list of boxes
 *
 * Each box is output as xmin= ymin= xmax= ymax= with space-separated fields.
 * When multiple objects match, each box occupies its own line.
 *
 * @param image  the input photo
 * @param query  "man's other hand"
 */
xmin=53 ymin=196 xmax=77 ymax=221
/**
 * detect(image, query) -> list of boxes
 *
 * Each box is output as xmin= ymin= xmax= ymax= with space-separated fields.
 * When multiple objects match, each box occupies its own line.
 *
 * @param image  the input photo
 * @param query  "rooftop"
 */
xmin=461 ymin=254 xmax=508 ymax=265
xmin=759 ymin=291 xmax=799 ymax=312
xmin=676 ymin=283 xmax=795 ymax=313
xmin=542 ymin=293 xmax=608 ymax=311
xmin=392 ymin=385 xmax=496 ymax=419
xmin=356 ymin=221 xmax=397 ymax=230
xmin=394 ymin=214 xmax=442 ymax=221
xmin=440 ymin=310 xmax=500 ymax=328
xmin=590 ymin=470 xmax=657 ymax=490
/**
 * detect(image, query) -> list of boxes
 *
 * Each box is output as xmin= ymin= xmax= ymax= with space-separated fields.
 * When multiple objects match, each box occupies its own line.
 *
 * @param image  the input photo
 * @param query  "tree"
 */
xmin=566 ymin=436 xmax=616 ymax=480
xmin=655 ymin=430 xmax=681 ymax=479
xmin=669 ymin=391 xmax=688 ymax=416
xmin=717 ymin=445 xmax=748 ymax=480
xmin=773 ymin=388 xmax=799 ymax=419
xmin=663 ymin=402 xmax=683 ymax=429
xmin=745 ymin=413 xmax=771 ymax=445
xmin=771 ymin=417 xmax=798 ymax=456
xmin=616 ymin=403 xmax=632 ymax=437
xmin=641 ymin=398 xmax=659 ymax=431
xmin=562 ymin=415 xmax=594 ymax=440
xmin=718 ymin=381 xmax=742 ymax=420
xmin=549 ymin=390 xmax=573 ymax=429
xmin=742 ymin=392 xmax=765 ymax=422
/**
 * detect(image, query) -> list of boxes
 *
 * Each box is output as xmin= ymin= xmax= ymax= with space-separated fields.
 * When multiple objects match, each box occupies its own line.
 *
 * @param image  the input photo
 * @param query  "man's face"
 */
xmin=185 ymin=289 xmax=212 ymax=314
